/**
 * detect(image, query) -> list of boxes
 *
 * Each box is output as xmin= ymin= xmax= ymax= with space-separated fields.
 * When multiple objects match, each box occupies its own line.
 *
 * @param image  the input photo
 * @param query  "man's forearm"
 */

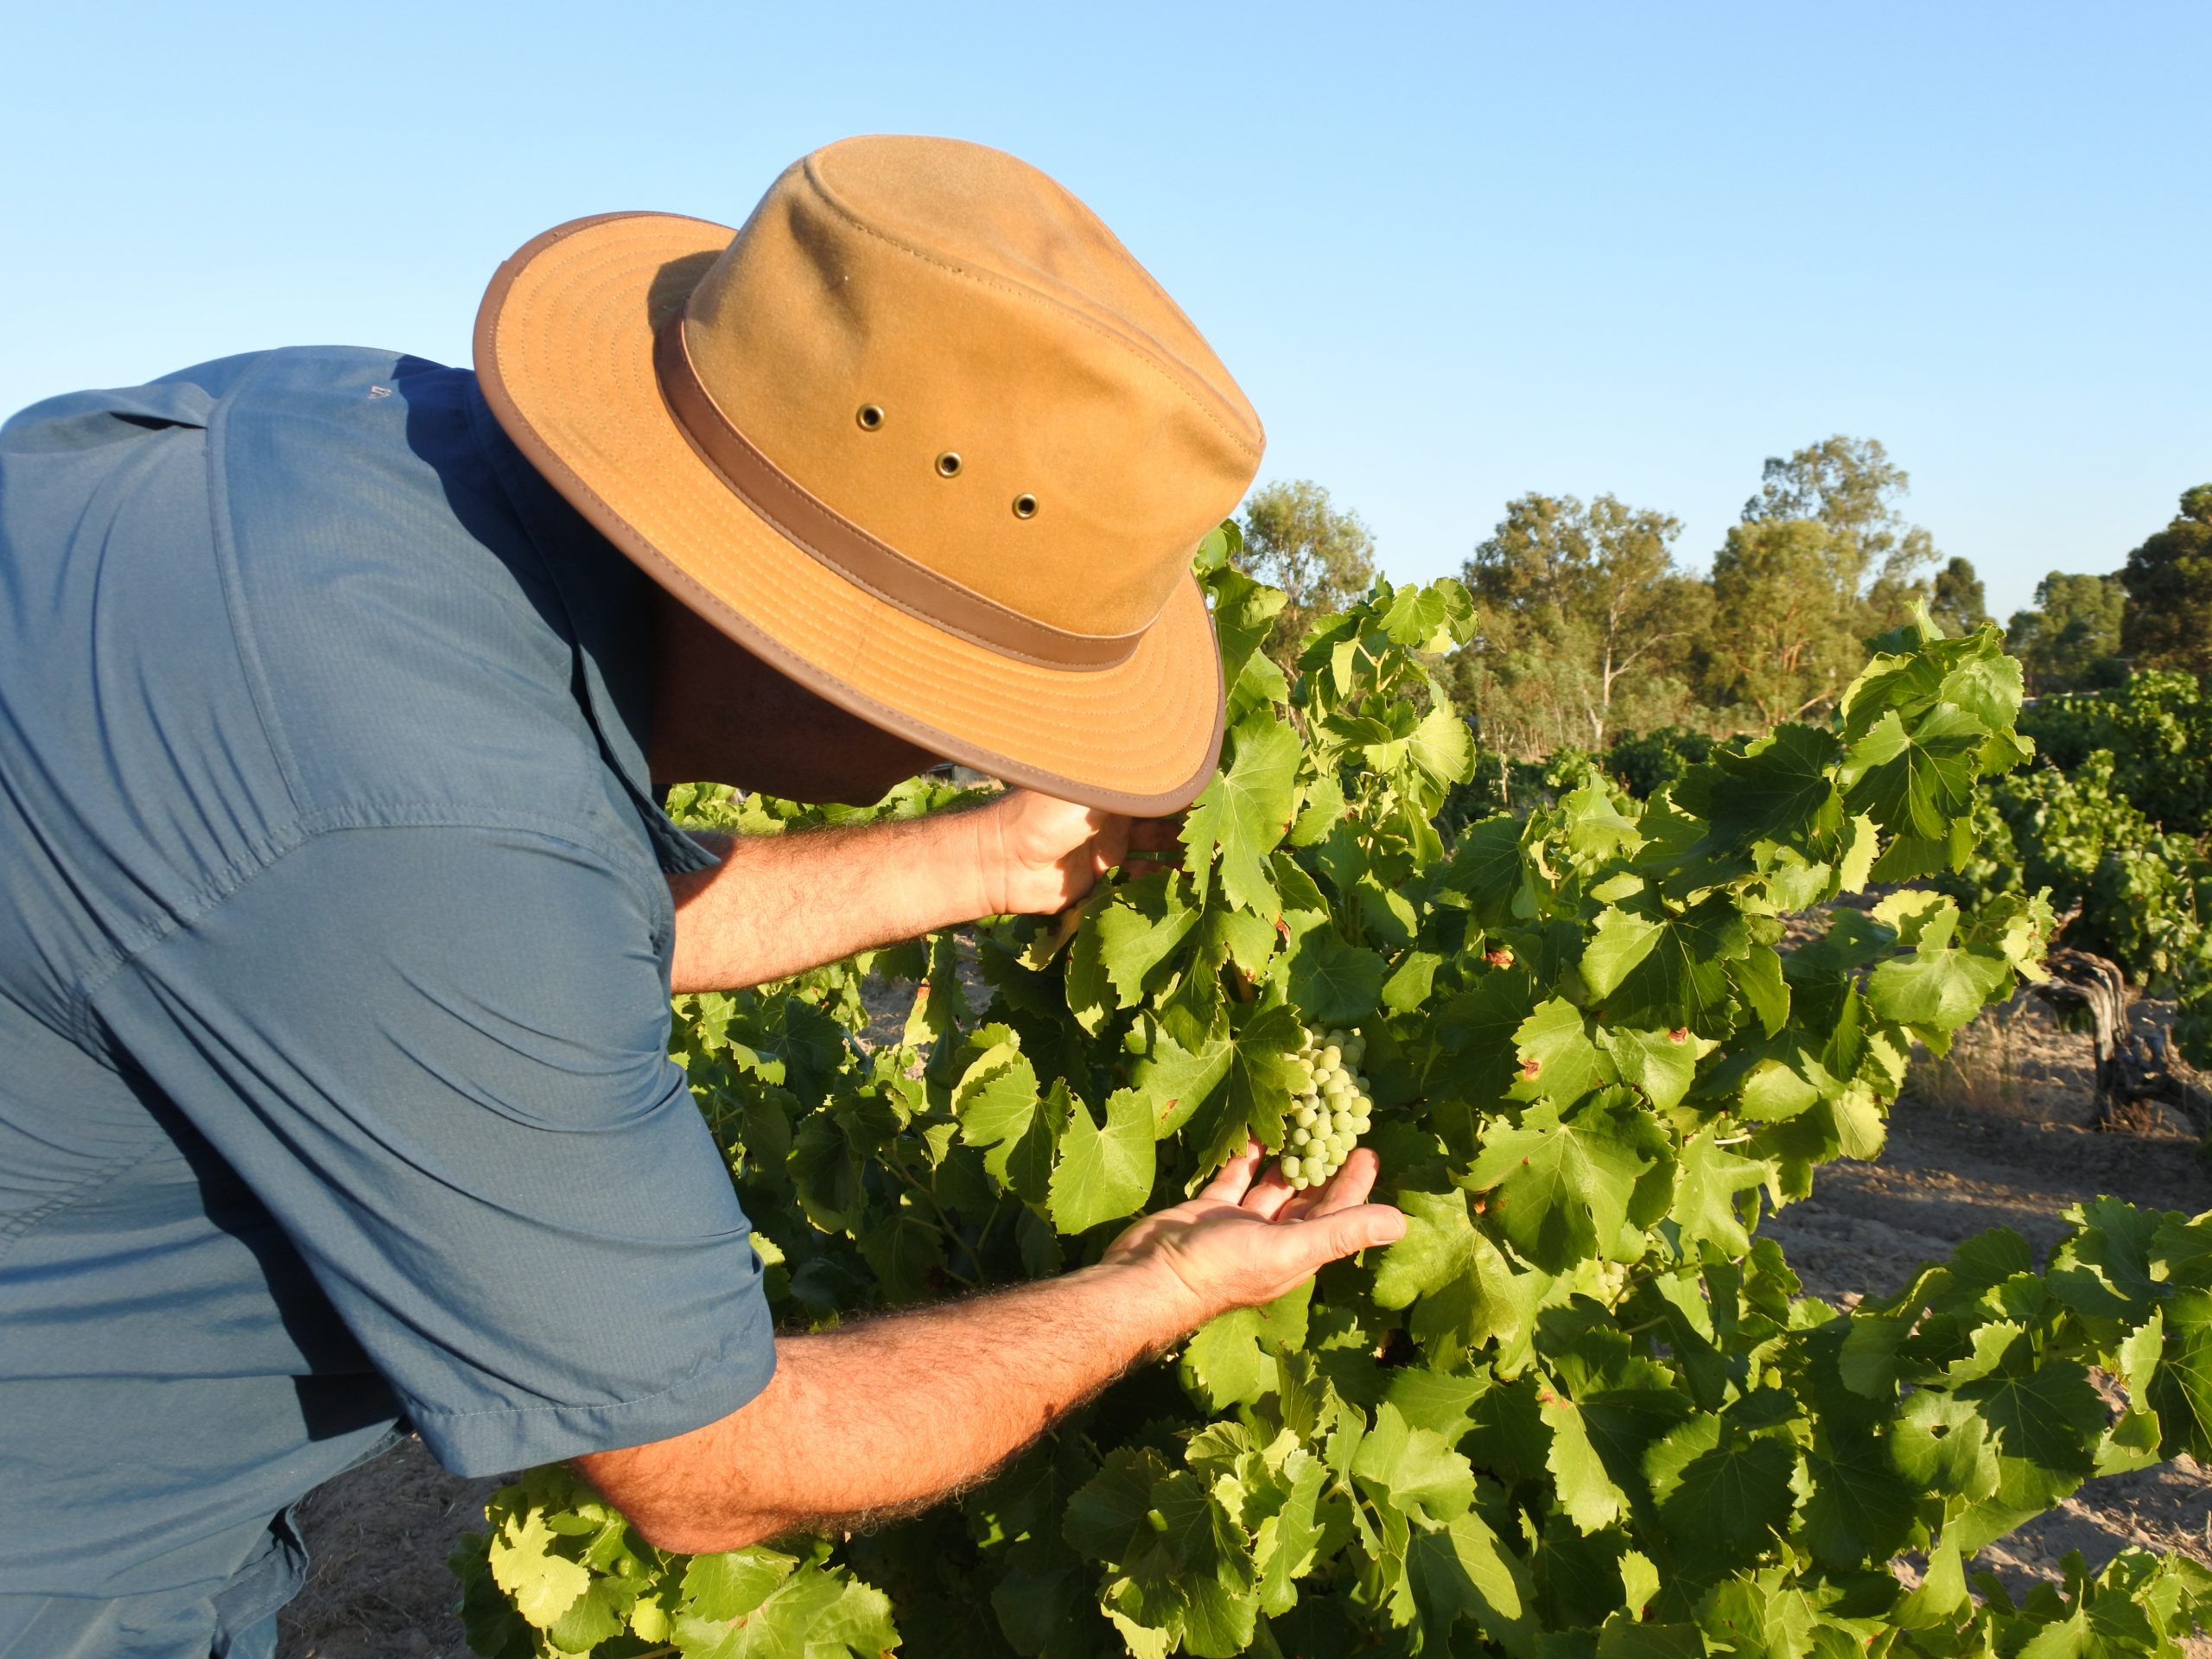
xmin=575 ymin=1147 xmax=1405 ymax=1555
xmin=667 ymin=812 xmax=992 ymax=994
xmin=576 ymin=1259 xmax=1197 ymax=1554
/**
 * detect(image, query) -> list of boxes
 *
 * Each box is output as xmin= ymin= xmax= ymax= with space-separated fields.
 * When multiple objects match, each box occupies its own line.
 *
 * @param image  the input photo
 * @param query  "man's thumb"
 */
xmin=1306 ymin=1204 xmax=1407 ymax=1262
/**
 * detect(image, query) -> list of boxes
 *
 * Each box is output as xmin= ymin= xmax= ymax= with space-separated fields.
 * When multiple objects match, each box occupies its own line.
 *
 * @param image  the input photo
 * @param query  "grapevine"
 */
xmin=452 ymin=525 xmax=2212 ymax=1659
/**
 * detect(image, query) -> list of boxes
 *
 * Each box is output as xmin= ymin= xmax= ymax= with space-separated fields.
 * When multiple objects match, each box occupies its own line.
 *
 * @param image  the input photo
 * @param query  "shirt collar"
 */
xmin=464 ymin=384 xmax=719 ymax=877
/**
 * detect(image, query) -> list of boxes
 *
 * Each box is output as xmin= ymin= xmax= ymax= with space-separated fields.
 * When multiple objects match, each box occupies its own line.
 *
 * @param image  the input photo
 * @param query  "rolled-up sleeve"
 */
xmin=92 ymin=823 xmax=775 ymax=1475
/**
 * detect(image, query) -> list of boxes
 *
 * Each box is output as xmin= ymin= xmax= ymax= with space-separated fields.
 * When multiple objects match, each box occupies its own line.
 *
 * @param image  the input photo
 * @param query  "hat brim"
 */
xmin=474 ymin=212 xmax=1226 ymax=817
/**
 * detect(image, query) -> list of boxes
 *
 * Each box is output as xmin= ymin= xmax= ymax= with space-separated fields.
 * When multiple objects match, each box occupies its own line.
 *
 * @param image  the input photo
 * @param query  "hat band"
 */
xmin=653 ymin=316 xmax=1147 ymax=671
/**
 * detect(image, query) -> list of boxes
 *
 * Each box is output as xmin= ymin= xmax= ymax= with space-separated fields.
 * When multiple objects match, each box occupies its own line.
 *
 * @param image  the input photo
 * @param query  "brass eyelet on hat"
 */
xmin=855 ymin=404 xmax=885 ymax=430
xmin=1012 ymin=493 xmax=1039 ymax=518
xmin=935 ymin=452 xmax=963 ymax=478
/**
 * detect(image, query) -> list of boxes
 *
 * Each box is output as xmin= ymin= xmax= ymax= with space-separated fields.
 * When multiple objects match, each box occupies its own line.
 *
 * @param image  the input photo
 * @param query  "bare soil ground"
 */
xmin=279 ymin=990 xmax=2212 ymax=1658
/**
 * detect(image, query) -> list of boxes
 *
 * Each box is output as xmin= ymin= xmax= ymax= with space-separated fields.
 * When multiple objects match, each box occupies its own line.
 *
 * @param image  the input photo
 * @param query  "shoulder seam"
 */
xmin=73 ymin=812 xmax=670 ymax=1039
xmin=200 ymin=351 xmax=312 ymax=820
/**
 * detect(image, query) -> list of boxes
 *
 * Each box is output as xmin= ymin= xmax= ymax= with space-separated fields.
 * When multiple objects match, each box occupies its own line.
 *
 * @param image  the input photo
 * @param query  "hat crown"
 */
xmin=671 ymin=136 xmax=1263 ymax=642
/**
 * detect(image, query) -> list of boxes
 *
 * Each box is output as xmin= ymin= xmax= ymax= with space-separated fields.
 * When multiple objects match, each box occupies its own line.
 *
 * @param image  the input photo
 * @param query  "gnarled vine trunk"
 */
xmin=2032 ymin=946 xmax=2212 ymax=1133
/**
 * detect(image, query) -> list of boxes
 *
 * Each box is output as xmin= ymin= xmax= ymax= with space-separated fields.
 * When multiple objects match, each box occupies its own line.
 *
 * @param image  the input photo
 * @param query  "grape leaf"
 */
xmin=1510 ymin=997 xmax=1607 ymax=1104
xmin=1284 ymin=910 xmax=1389 ymax=1025
xmin=1048 ymin=1087 xmax=1155 ymax=1235
xmin=1209 ymin=565 xmax=1287 ymax=694
xmin=487 ymin=1511 xmax=591 ymax=1628
xmin=1892 ymin=1389 xmax=1999 ymax=1501
xmin=1404 ymin=1512 xmax=1538 ymax=1658
xmin=1184 ymin=1001 xmax=1311 ymax=1170
xmin=1732 ymin=946 xmax=1791 ymax=1038
xmin=675 ymin=1566 xmax=898 ymax=1658
xmin=1580 ymin=908 xmax=1663 ymax=999
xmin=681 ymin=1549 xmax=797 ymax=1622
xmin=1595 ymin=1022 xmax=1702 ymax=1112
xmin=1468 ymin=1095 xmax=1656 ymax=1272
xmin=1381 ymin=949 xmax=1444 ymax=1014
xmin=1671 ymin=1128 xmax=1775 ymax=1259
xmin=1411 ymin=702 xmax=1476 ymax=789
xmin=955 ymin=1043 xmax=1054 ymax=1204
xmin=1351 ymin=1401 xmax=1476 ymax=1526
xmin=1181 ymin=1281 xmax=1313 ymax=1412
xmin=1865 ymin=902 xmax=2012 ymax=1039
xmin=1255 ymin=1453 xmax=1327 ymax=1616
xmin=855 ymin=1207 xmax=949 ymax=1303
xmin=1379 ymin=577 xmax=1475 ymax=651
xmin=1434 ymin=964 xmax=1541 ymax=1106
xmin=988 ymin=1535 xmax=1100 ymax=1658
xmin=1091 ymin=874 xmax=1201 ymax=1009
xmin=1444 ymin=814 xmax=1534 ymax=929
xmin=1961 ymin=1359 xmax=2105 ymax=1512
xmin=1371 ymin=1185 xmax=1533 ymax=1366
xmin=1588 ymin=896 xmax=1749 ymax=1036
xmin=1677 ymin=722 xmax=1843 ymax=851
xmin=1540 ymin=1390 xmax=1629 ymax=1534
xmin=1126 ymin=1012 xmax=1235 ymax=1141
xmin=1799 ymin=1435 xmax=1918 ymax=1567
xmin=1109 ymin=1467 xmax=1260 ymax=1659
xmin=1643 ymin=1415 xmax=1796 ymax=1573
xmin=2150 ymin=1289 xmax=2212 ymax=1460
xmin=1841 ymin=703 xmax=1986 ymax=842
xmin=1181 ymin=711 xmax=1300 ymax=918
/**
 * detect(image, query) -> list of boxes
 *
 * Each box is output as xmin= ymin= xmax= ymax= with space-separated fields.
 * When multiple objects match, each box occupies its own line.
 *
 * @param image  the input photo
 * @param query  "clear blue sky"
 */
xmin=5 ymin=1 xmax=2205 ymax=619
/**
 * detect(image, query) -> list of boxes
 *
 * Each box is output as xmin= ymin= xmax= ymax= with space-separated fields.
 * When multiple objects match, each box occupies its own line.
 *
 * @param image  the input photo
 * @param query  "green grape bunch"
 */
xmin=1277 ymin=1025 xmax=1371 ymax=1190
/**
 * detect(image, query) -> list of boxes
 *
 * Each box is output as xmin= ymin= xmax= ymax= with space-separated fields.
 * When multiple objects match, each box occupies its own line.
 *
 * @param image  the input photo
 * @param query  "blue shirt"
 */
xmin=0 ymin=350 xmax=778 ymax=1634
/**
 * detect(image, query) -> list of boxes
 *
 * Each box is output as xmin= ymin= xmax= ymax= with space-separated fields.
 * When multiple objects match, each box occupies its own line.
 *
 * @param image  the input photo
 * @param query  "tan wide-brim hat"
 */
xmin=474 ymin=136 xmax=1265 ymax=815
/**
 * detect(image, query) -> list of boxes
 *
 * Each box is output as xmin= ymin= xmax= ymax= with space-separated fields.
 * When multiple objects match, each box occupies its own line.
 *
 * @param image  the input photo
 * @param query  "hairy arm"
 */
xmin=576 ymin=1144 xmax=1405 ymax=1553
xmin=666 ymin=789 xmax=1173 ymax=994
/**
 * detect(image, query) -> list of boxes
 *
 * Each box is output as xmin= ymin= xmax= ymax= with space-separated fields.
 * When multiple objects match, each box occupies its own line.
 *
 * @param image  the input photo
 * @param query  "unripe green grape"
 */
xmin=1282 ymin=1022 xmax=1370 ymax=1188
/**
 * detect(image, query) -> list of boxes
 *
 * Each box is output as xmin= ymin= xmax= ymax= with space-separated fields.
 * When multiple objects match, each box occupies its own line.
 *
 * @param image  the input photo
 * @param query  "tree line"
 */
xmin=1236 ymin=442 xmax=2212 ymax=758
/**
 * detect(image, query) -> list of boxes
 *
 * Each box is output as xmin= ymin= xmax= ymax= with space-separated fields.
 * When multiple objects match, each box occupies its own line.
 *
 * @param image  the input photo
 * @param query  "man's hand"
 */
xmin=972 ymin=787 xmax=1183 ymax=917
xmin=578 ymin=1145 xmax=1401 ymax=1554
xmin=1103 ymin=1139 xmax=1406 ymax=1324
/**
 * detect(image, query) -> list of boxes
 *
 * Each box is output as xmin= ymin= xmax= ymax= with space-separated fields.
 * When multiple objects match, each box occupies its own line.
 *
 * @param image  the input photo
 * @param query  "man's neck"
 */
xmin=646 ymin=589 xmax=939 ymax=804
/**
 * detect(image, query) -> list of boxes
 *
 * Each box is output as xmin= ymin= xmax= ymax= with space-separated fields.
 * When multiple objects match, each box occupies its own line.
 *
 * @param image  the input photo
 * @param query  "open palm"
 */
xmin=1103 ymin=1139 xmax=1406 ymax=1321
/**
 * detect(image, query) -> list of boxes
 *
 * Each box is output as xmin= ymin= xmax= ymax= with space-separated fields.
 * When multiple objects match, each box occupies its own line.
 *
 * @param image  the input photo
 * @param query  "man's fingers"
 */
xmin=1303 ymin=1147 xmax=1382 ymax=1216
xmin=1199 ymin=1139 xmax=1262 ymax=1204
xmin=1242 ymin=1162 xmax=1299 ymax=1222
xmin=1272 ymin=1147 xmax=1380 ymax=1223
